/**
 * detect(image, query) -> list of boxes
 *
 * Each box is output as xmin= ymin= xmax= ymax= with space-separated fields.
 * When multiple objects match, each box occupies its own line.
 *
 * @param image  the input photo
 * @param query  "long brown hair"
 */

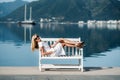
xmin=31 ymin=34 xmax=39 ymax=51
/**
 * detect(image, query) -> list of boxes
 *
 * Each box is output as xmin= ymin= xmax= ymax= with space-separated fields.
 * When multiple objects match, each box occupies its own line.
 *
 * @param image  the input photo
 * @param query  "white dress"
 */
xmin=38 ymin=42 xmax=65 ymax=57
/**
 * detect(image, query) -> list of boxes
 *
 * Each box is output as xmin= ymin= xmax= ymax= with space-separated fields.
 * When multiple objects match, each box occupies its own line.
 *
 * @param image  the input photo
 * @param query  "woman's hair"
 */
xmin=31 ymin=34 xmax=39 ymax=51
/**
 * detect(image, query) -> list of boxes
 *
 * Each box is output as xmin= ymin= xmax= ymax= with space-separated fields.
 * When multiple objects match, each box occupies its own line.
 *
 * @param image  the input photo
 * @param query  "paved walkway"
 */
xmin=0 ymin=67 xmax=120 ymax=80
xmin=0 ymin=67 xmax=120 ymax=75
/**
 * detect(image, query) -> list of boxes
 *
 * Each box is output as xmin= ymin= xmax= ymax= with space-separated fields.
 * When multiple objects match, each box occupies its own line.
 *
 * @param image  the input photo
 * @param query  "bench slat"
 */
xmin=41 ymin=64 xmax=82 ymax=69
xmin=41 ymin=56 xmax=82 ymax=59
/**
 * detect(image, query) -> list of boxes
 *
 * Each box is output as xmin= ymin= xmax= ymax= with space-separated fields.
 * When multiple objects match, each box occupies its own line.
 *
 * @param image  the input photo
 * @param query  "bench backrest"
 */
xmin=39 ymin=38 xmax=83 ymax=57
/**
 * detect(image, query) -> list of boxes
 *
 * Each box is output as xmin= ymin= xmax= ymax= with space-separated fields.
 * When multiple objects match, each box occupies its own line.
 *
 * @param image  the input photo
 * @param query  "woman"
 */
xmin=31 ymin=34 xmax=84 ymax=57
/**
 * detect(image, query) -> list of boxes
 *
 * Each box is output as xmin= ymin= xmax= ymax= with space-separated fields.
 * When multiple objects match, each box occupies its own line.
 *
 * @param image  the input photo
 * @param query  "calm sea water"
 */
xmin=0 ymin=23 xmax=120 ymax=67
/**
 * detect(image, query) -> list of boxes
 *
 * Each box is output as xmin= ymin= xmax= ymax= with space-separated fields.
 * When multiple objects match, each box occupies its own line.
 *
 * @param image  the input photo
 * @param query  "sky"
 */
xmin=0 ymin=0 xmax=37 ymax=3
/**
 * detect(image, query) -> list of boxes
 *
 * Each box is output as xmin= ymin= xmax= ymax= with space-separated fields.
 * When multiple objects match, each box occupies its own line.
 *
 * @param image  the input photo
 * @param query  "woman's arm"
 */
xmin=40 ymin=47 xmax=53 ymax=56
xmin=50 ymin=41 xmax=59 ymax=48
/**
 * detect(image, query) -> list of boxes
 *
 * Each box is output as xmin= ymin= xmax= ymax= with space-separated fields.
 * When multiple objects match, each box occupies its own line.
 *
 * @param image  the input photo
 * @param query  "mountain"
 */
xmin=1 ymin=0 xmax=120 ymax=22
xmin=0 ymin=0 xmax=28 ymax=18
xmin=84 ymin=0 xmax=120 ymax=20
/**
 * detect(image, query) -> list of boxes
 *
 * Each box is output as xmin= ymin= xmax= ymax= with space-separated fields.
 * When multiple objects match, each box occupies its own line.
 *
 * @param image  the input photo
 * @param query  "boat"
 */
xmin=18 ymin=4 xmax=35 ymax=25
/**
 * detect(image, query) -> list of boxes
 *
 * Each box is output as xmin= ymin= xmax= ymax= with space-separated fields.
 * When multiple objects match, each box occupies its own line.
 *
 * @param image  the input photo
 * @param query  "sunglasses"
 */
xmin=34 ymin=35 xmax=39 ymax=40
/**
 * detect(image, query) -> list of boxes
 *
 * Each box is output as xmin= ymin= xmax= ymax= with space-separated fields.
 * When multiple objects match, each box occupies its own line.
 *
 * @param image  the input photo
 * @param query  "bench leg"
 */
xmin=78 ymin=59 xmax=83 ymax=72
xmin=39 ymin=66 xmax=41 ymax=71
xmin=78 ymin=59 xmax=81 ymax=71
xmin=81 ymin=67 xmax=83 ymax=72
xmin=39 ymin=58 xmax=42 ymax=72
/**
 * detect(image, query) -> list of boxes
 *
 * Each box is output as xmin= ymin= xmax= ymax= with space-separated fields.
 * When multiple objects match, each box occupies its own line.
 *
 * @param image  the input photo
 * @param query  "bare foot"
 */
xmin=76 ymin=42 xmax=85 ymax=48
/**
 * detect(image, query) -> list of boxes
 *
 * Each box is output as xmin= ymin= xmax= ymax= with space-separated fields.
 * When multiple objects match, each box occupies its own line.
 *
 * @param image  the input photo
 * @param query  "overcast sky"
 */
xmin=0 ymin=0 xmax=37 ymax=3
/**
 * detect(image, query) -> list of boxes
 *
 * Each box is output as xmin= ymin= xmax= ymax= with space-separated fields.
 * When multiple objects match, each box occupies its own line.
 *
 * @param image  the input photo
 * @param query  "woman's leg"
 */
xmin=50 ymin=39 xmax=76 ymax=48
xmin=51 ymin=38 xmax=84 ymax=48
xmin=58 ymin=38 xmax=84 ymax=48
xmin=58 ymin=38 xmax=78 ymax=45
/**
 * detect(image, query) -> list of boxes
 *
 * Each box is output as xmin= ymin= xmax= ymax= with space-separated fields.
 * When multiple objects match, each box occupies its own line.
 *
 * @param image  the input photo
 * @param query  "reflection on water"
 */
xmin=39 ymin=23 xmax=65 ymax=32
xmin=0 ymin=23 xmax=120 ymax=66
xmin=20 ymin=24 xmax=33 ymax=43
xmin=84 ymin=47 xmax=120 ymax=67
xmin=87 ymin=23 xmax=120 ymax=30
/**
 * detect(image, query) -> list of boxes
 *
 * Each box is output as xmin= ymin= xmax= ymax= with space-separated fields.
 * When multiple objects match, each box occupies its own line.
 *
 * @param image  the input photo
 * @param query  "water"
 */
xmin=0 ymin=23 xmax=120 ymax=67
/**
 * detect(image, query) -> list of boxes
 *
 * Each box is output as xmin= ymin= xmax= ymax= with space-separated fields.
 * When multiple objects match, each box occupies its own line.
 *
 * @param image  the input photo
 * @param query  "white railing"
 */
xmin=39 ymin=38 xmax=83 ymax=72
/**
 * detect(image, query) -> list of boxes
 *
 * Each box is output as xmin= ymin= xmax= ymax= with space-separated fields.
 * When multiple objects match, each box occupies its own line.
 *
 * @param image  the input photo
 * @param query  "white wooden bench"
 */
xmin=39 ymin=38 xmax=83 ymax=72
